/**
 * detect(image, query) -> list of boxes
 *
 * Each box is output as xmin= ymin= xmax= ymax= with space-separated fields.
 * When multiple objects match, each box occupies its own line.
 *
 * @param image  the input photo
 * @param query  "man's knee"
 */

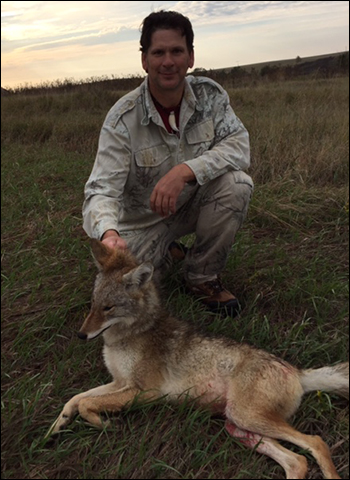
xmin=232 ymin=170 xmax=254 ymax=207
xmin=231 ymin=170 xmax=254 ymax=191
xmin=210 ymin=170 xmax=253 ymax=210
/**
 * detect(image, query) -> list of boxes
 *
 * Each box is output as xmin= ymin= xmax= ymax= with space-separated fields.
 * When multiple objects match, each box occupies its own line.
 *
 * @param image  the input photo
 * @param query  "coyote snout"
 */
xmin=47 ymin=239 xmax=349 ymax=479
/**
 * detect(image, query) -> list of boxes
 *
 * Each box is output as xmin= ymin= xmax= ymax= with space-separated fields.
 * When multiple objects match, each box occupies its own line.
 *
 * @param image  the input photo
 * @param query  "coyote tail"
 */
xmin=299 ymin=362 xmax=349 ymax=399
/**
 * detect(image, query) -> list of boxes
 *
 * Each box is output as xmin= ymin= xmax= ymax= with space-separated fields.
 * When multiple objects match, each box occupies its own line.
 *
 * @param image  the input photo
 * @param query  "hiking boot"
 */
xmin=187 ymin=278 xmax=240 ymax=318
xmin=168 ymin=241 xmax=188 ymax=262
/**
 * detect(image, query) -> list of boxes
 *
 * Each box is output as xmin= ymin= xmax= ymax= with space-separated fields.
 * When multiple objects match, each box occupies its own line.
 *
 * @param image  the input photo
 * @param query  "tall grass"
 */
xmin=1 ymin=76 xmax=349 ymax=479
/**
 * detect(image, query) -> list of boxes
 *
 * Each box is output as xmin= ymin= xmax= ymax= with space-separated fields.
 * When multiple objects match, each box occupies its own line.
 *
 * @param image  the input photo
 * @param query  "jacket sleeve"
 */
xmin=184 ymin=88 xmax=250 ymax=186
xmin=82 ymin=116 xmax=131 ymax=239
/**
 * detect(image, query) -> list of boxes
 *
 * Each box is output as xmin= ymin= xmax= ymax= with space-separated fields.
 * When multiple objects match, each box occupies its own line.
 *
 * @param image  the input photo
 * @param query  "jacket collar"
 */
xmin=141 ymin=76 xmax=198 ymax=127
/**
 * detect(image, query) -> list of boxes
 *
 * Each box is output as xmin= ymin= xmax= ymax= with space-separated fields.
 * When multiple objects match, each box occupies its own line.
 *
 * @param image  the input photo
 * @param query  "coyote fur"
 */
xmin=48 ymin=239 xmax=349 ymax=479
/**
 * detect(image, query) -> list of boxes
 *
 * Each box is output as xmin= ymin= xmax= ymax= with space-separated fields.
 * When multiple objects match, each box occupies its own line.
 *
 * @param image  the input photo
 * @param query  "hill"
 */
xmin=212 ymin=51 xmax=349 ymax=74
xmin=193 ymin=51 xmax=349 ymax=87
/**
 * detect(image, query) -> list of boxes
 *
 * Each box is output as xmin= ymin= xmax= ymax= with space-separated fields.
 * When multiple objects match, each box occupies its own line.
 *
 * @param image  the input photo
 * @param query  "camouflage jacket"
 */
xmin=83 ymin=75 xmax=250 ymax=238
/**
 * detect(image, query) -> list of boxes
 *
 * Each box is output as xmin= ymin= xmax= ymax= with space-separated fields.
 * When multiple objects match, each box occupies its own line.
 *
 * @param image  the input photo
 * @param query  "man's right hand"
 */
xmin=101 ymin=230 xmax=128 ymax=250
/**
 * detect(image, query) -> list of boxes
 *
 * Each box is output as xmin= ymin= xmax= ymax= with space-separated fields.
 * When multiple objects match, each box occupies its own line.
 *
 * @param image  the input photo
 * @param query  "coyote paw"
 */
xmin=44 ymin=410 xmax=73 ymax=438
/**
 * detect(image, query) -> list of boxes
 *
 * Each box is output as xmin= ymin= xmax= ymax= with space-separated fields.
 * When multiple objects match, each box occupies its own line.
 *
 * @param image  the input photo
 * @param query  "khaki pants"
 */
xmin=121 ymin=170 xmax=253 ymax=285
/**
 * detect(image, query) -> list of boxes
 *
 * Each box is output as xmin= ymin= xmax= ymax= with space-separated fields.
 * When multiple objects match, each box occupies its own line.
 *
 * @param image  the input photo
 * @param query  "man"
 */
xmin=83 ymin=10 xmax=253 ymax=318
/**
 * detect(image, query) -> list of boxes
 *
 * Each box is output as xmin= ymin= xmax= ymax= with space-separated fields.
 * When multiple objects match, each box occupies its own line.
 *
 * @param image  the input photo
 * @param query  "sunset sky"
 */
xmin=1 ymin=0 xmax=349 ymax=89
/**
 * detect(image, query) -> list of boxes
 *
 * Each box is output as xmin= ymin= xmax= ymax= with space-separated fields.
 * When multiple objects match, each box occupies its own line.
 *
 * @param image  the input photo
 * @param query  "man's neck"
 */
xmin=148 ymin=82 xmax=185 ymax=109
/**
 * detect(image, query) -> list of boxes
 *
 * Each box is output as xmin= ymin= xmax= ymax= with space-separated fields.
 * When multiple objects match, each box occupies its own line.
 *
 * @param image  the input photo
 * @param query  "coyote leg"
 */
xmin=46 ymin=381 xmax=126 ymax=436
xmin=77 ymin=387 xmax=159 ymax=428
xmin=225 ymin=404 xmax=340 ymax=480
xmin=225 ymin=421 xmax=308 ymax=479
xmin=272 ymin=422 xmax=340 ymax=480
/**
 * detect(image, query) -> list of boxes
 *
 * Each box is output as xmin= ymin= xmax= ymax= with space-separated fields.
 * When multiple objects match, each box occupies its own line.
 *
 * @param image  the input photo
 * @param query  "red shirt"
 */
xmin=152 ymin=96 xmax=181 ymax=134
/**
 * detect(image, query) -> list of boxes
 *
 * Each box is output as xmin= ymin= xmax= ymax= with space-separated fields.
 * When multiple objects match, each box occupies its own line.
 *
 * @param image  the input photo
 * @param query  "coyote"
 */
xmin=48 ymin=239 xmax=349 ymax=479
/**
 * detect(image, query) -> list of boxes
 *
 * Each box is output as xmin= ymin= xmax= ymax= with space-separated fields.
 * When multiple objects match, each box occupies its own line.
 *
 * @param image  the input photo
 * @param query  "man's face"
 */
xmin=142 ymin=28 xmax=194 ymax=99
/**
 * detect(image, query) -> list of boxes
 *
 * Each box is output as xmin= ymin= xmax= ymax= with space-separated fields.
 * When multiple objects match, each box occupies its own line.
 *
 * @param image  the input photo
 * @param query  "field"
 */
xmin=1 ymin=76 xmax=349 ymax=479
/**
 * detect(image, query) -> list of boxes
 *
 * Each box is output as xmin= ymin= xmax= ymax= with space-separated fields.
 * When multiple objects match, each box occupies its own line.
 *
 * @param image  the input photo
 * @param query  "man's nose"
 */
xmin=162 ymin=53 xmax=175 ymax=67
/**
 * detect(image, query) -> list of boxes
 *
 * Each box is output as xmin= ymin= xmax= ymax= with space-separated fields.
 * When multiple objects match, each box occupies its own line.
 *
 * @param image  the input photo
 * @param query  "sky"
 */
xmin=1 ymin=1 xmax=349 ymax=89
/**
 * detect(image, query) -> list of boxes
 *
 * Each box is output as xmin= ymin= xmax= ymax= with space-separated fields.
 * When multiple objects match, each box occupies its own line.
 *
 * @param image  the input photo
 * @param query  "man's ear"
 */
xmin=122 ymin=262 xmax=154 ymax=289
xmin=90 ymin=238 xmax=113 ymax=271
xmin=189 ymin=50 xmax=195 ymax=69
xmin=141 ymin=52 xmax=148 ymax=73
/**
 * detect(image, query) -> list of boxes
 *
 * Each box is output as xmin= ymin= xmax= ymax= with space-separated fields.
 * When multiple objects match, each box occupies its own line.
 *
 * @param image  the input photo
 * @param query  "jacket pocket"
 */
xmin=186 ymin=119 xmax=215 ymax=158
xmin=186 ymin=119 xmax=215 ymax=145
xmin=135 ymin=144 xmax=170 ymax=167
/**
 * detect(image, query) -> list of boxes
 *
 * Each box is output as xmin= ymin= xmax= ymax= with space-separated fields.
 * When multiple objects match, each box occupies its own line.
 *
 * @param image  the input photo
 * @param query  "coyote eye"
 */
xmin=103 ymin=305 xmax=114 ymax=312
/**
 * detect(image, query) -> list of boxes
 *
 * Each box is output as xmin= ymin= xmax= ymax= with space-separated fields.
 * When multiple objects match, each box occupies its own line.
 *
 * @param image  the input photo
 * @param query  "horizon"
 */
xmin=2 ymin=50 xmax=348 ymax=92
xmin=1 ymin=1 xmax=349 ymax=89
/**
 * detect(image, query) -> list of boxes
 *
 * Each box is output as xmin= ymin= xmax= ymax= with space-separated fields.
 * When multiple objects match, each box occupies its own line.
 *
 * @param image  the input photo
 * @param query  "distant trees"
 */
xmin=192 ymin=52 xmax=349 ymax=87
xmin=338 ymin=52 xmax=349 ymax=73
xmin=3 ymin=74 xmax=145 ymax=96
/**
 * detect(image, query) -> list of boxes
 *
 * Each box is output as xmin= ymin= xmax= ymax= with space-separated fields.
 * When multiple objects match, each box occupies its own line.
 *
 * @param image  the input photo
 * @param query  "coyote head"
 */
xmin=78 ymin=239 xmax=158 ymax=340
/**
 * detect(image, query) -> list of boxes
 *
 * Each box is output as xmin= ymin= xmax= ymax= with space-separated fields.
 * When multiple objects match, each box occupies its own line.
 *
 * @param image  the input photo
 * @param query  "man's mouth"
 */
xmin=160 ymin=71 xmax=177 ymax=76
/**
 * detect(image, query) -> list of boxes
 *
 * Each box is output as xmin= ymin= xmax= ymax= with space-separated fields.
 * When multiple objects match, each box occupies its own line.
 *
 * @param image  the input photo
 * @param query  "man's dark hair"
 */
xmin=140 ymin=10 xmax=194 ymax=54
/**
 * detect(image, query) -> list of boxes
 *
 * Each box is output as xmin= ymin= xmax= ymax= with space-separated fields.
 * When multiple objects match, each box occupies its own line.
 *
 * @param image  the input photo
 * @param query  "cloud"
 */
xmin=173 ymin=0 xmax=348 ymax=27
xmin=13 ymin=28 xmax=138 ymax=53
xmin=1 ymin=1 xmax=143 ymax=42
xmin=1 ymin=1 xmax=349 ymax=88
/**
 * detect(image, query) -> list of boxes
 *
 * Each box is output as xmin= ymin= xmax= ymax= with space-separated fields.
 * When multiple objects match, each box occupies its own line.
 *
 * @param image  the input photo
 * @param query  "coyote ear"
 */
xmin=90 ymin=238 xmax=113 ymax=270
xmin=122 ymin=262 xmax=154 ymax=288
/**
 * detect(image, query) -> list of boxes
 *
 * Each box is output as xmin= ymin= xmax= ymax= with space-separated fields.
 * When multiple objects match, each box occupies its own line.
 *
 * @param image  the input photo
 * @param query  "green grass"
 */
xmin=1 ymin=76 xmax=349 ymax=479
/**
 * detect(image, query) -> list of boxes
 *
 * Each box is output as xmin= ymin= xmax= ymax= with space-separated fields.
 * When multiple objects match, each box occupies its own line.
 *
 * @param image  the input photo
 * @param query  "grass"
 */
xmin=1 ymin=76 xmax=349 ymax=479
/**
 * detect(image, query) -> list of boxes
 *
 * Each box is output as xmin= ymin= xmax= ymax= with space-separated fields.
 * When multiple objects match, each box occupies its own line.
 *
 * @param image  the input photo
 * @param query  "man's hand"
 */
xmin=150 ymin=164 xmax=195 ymax=218
xmin=101 ymin=230 xmax=128 ymax=250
